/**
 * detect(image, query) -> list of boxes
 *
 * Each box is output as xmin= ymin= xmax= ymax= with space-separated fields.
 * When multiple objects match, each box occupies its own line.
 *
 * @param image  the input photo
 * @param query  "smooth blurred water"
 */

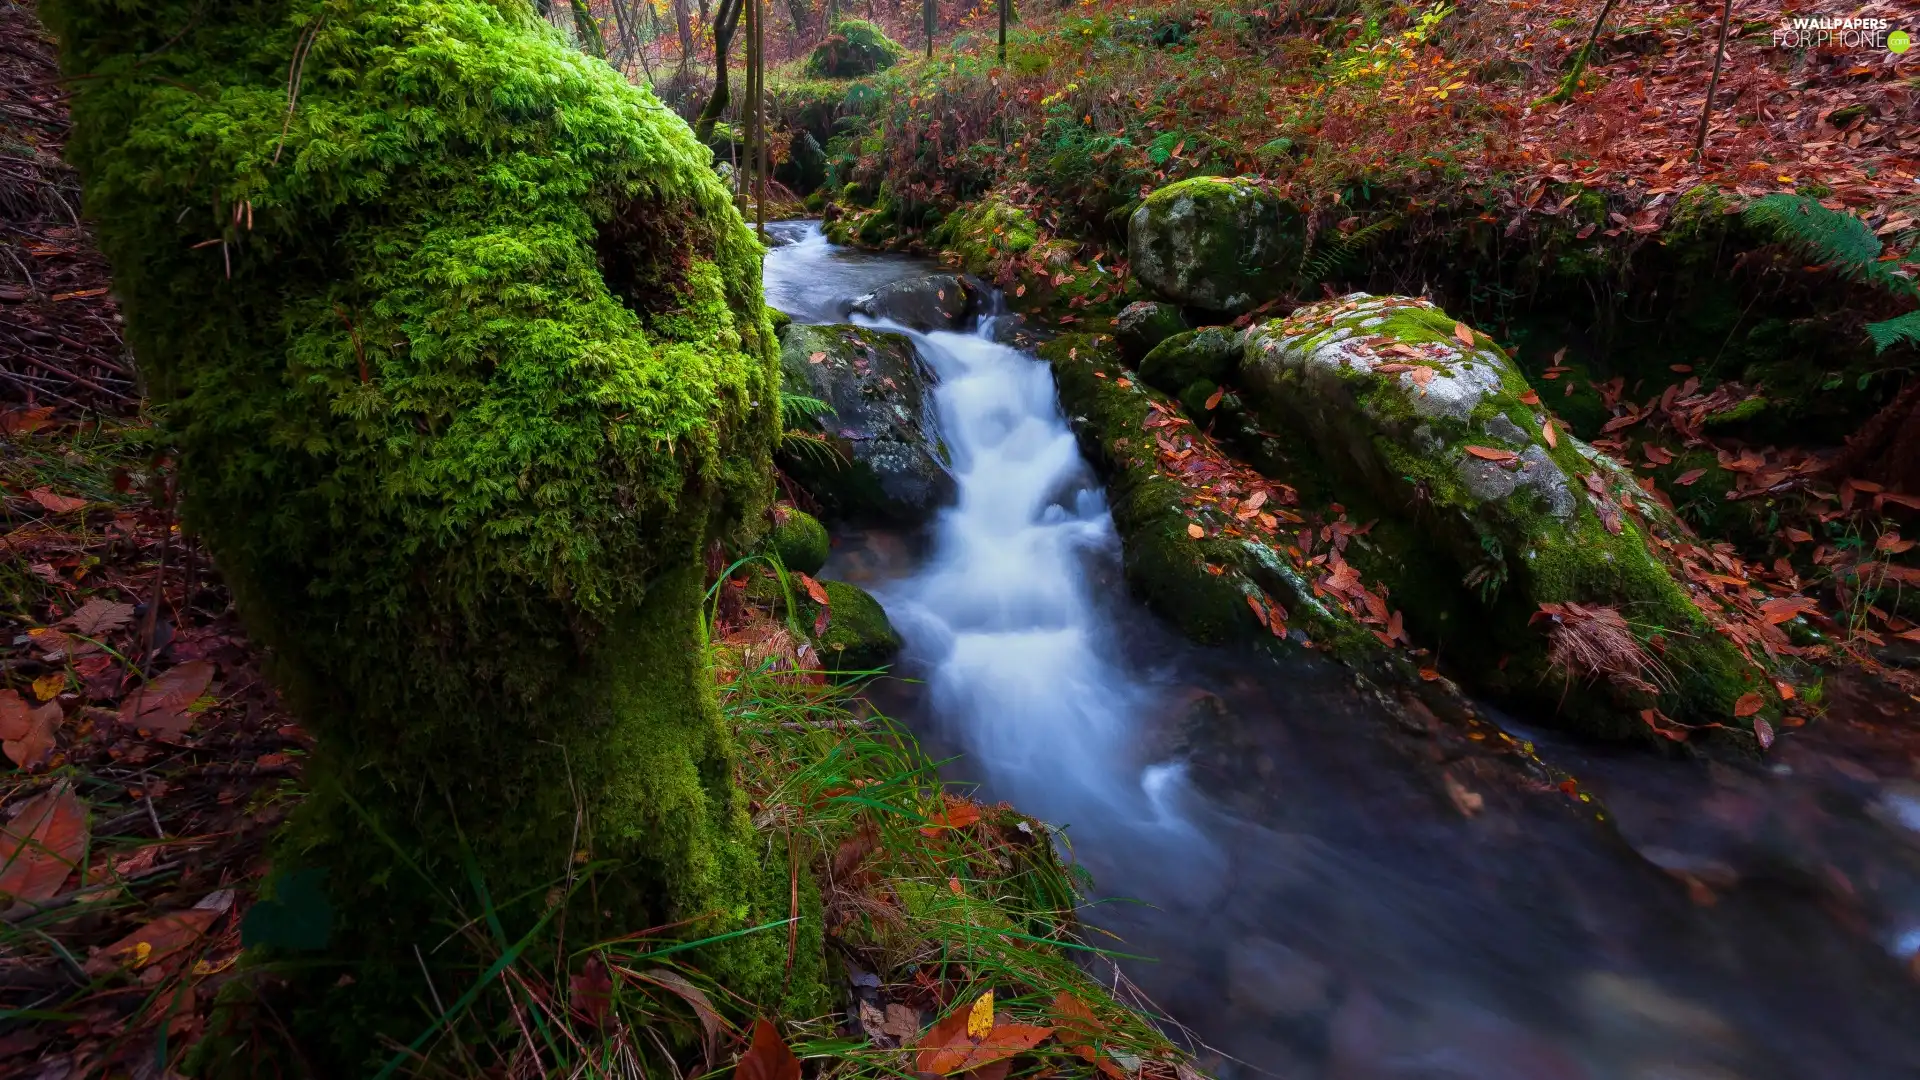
xmin=763 ymin=220 xmax=1920 ymax=1080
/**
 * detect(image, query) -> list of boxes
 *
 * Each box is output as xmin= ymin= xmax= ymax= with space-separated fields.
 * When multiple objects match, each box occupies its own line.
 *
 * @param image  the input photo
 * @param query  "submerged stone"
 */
xmin=778 ymin=323 xmax=954 ymax=524
xmin=1128 ymin=176 xmax=1304 ymax=314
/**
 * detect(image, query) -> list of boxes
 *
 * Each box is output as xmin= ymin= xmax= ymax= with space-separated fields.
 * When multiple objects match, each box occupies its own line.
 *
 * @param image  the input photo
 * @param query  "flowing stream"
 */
xmin=763 ymin=221 xmax=1920 ymax=1080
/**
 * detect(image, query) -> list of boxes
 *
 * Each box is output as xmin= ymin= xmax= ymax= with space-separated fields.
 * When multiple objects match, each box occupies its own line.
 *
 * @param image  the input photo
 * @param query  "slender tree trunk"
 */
xmin=755 ymin=0 xmax=767 ymax=237
xmin=673 ymin=0 xmax=695 ymax=77
xmin=1694 ymin=0 xmax=1734 ymax=162
xmin=570 ymin=0 xmax=607 ymax=57
xmin=923 ymin=0 xmax=934 ymax=57
xmin=695 ymin=0 xmax=745 ymax=143
xmin=997 ymin=0 xmax=1006 ymax=62
xmin=1545 ymin=0 xmax=1617 ymax=103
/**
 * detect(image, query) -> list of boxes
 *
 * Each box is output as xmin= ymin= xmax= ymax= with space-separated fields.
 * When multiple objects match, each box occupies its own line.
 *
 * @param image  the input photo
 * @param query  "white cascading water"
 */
xmin=850 ymin=304 xmax=1214 ymax=859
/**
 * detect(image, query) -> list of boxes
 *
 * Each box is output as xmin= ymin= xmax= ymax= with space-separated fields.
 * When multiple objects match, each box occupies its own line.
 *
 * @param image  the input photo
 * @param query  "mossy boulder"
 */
xmin=935 ymin=196 xmax=1040 ymax=275
xmin=1237 ymin=294 xmax=1780 ymax=741
xmin=46 ymin=0 xmax=821 ymax=1061
xmin=1114 ymin=301 xmax=1188 ymax=364
xmin=805 ymin=19 xmax=904 ymax=78
xmin=1128 ymin=176 xmax=1304 ymax=314
xmin=1138 ymin=326 xmax=1239 ymax=396
xmin=809 ymin=578 xmax=903 ymax=674
xmin=850 ymin=273 xmax=983 ymax=332
xmin=778 ymin=323 xmax=954 ymax=523
xmin=767 ymin=507 xmax=830 ymax=574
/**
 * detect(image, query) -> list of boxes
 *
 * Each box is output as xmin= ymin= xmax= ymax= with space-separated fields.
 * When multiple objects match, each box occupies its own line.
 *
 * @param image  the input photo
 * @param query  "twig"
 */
xmin=1694 ymin=0 xmax=1735 ymax=162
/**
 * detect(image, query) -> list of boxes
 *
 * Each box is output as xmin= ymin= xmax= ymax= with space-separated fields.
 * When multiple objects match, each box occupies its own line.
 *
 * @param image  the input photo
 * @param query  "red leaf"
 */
xmin=738 ymin=1018 xmax=801 ymax=1080
xmin=1783 ymin=526 xmax=1812 ymax=542
xmin=1518 ymin=389 xmax=1541 ymax=405
xmin=1203 ymin=387 xmax=1224 ymax=410
xmin=120 ymin=660 xmax=215 ymax=736
xmin=1732 ymin=692 xmax=1764 ymax=718
xmin=1674 ymin=468 xmax=1706 ymax=486
xmin=1053 ymin=993 xmax=1129 ymax=1079
xmin=0 ymin=782 xmax=88 ymax=904
xmin=27 ymin=489 xmax=88 ymax=514
xmin=1541 ymin=419 xmax=1557 ymax=449
xmin=1 ymin=692 xmax=60 ymax=770
xmin=1246 ymin=595 xmax=1270 ymax=628
xmin=1754 ymin=716 xmax=1775 ymax=751
xmin=1757 ymin=596 xmax=1817 ymax=625
xmin=570 ymin=955 xmax=613 ymax=1029
xmin=1642 ymin=445 xmax=1674 ymax=465
xmin=798 ymin=573 xmax=831 ymax=607
xmin=1463 ymin=446 xmax=1518 ymax=462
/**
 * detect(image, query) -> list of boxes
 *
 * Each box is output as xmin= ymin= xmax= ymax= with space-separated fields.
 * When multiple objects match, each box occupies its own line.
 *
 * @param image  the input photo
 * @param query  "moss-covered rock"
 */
xmin=1237 ymin=294 xmax=1780 ymax=741
xmin=1114 ymin=301 xmax=1188 ymax=364
xmin=805 ymin=19 xmax=904 ymax=78
xmin=46 ymin=0 xmax=822 ymax=1061
xmin=1128 ymin=176 xmax=1304 ymax=314
xmin=1138 ymin=326 xmax=1239 ymax=396
xmin=935 ymin=196 xmax=1040 ymax=273
xmin=850 ymin=273 xmax=982 ymax=332
xmin=809 ymin=578 xmax=903 ymax=674
xmin=778 ymin=323 xmax=954 ymax=522
xmin=767 ymin=507 xmax=830 ymax=574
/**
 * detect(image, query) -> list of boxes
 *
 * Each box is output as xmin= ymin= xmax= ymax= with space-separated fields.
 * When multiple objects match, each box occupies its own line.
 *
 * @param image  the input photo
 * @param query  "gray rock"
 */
xmin=1483 ymin=413 xmax=1531 ymax=446
xmin=1127 ymin=175 xmax=1304 ymax=314
xmin=779 ymin=323 xmax=954 ymax=524
xmin=1138 ymin=326 xmax=1240 ymax=395
xmin=1114 ymin=301 xmax=1188 ymax=364
xmin=849 ymin=273 xmax=981 ymax=332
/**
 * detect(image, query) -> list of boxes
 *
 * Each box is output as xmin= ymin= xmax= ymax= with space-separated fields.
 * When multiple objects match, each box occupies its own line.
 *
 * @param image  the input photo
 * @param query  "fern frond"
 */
xmin=1742 ymin=194 xmax=1920 ymax=300
xmin=780 ymin=390 xmax=833 ymax=428
xmin=1299 ymin=216 xmax=1398 ymax=285
xmin=779 ymin=429 xmax=847 ymax=467
xmin=1866 ymin=310 xmax=1920 ymax=354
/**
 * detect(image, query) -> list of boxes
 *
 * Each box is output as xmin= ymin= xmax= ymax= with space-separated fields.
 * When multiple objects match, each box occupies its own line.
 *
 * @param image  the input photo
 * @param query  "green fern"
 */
xmin=1742 ymin=194 xmax=1920 ymax=301
xmin=1300 ymin=215 xmax=1399 ymax=285
xmin=1867 ymin=310 xmax=1920 ymax=353
xmin=778 ymin=390 xmax=846 ymax=466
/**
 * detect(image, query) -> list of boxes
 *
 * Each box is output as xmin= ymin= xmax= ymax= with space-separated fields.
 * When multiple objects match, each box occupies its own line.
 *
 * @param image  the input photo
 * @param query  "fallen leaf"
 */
xmin=808 ymin=351 xmax=827 ymax=364
xmin=1783 ymin=526 xmax=1813 ymax=543
xmin=27 ymin=489 xmax=87 ymax=514
xmin=1674 ymin=468 xmax=1707 ymax=486
xmin=1643 ymin=445 xmax=1674 ymax=465
xmin=640 ymin=967 xmax=728 ymax=1051
xmin=30 ymin=672 xmax=64 ymax=702
xmin=1203 ymin=387 xmax=1224 ymax=410
xmin=1733 ymin=692 xmax=1764 ymax=718
xmin=968 ymin=990 xmax=995 ymax=1038
xmin=59 ymin=598 xmax=135 ymax=637
xmin=737 ymin=1017 xmax=801 ymax=1080
xmin=1542 ymin=419 xmax=1557 ymax=448
xmin=1418 ymin=667 xmax=1441 ymax=681
xmin=0 ymin=782 xmax=88 ymax=904
xmin=1518 ymin=389 xmax=1541 ymax=405
xmin=1753 ymin=716 xmax=1775 ymax=751
xmin=1408 ymin=366 xmax=1435 ymax=387
xmin=83 ymin=908 xmax=219 ymax=976
xmin=1463 ymin=446 xmax=1518 ymax=462
xmin=120 ymin=660 xmax=215 ymax=736
xmin=882 ymin=1003 xmax=921 ymax=1038
xmin=1443 ymin=772 xmax=1483 ymax=817
xmin=1187 ymin=523 xmax=1204 ymax=539
xmin=2 ymin=697 xmax=61 ymax=770
xmin=1758 ymin=596 xmax=1817 ymax=625
xmin=1054 ymin=993 xmax=1128 ymax=1079
xmin=1452 ymin=322 xmax=1475 ymax=346
xmin=920 ymin=797 xmax=983 ymax=837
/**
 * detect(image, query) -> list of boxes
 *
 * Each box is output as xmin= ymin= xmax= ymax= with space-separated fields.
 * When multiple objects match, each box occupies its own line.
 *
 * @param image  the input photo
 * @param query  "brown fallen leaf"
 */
xmin=1757 ymin=596 xmax=1817 ymax=625
xmin=1732 ymin=692 xmax=1764 ymax=718
xmin=1542 ymin=419 xmax=1558 ymax=449
xmin=797 ymin=573 xmax=831 ymax=607
xmin=1674 ymin=468 xmax=1706 ymax=486
xmin=738 ymin=1017 xmax=801 ymax=1080
xmin=0 ymin=782 xmax=88 ymax=905
xmin=1203 ymin=386 xmax=1224 ymax=410
xmin=1 ymin=694 xmax=61 ymax=770
xmin=1452 ymin=321 xmax=1475 ymax=346
xmin=1518 ymin=389 xmax=1541 ymax=405
xmin=59 ymin=598 xmax=136 ymax=637
xmin=1643 ymin=445 xmax=1675 ymax=465
xmin=1754 ymin=716 xmax=1775 ymax=751
xmin=640 ymin=967 xmax=728 ymax=1055
xmin=1187 ymin=523 xmax=1204 ymax=539
xmin=27 ymin=489 xmax=88 ymax=514
xmin=1053 ymin=993 xmax=1128 ymax=1079
xmin=881 ymin=1002 xmax=921 ymax=1039
xmin=83 ymin=907 xmax=219 ymax=977
xmin=1463 ymin=446 xmax=1518 ymax=463
xmin=120 ymin=659 xmax=216 ymax=737
xmin=917 ymin=1018 xmax=1054 ymax=1076
xmin=1443 ymin=772 xmax=1484 ymax=817
xmin=1408 ymin=366 xmax=1435 ymax=387
xmin=808 ymin=351 xmax=827 ymax=364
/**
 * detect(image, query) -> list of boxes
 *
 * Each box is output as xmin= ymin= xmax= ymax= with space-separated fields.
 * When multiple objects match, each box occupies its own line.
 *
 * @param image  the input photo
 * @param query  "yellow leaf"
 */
xmin=967 ymin=991 xmax=994 ymax=1039
xmin=31 ymin=673 xmax=64 ymax=702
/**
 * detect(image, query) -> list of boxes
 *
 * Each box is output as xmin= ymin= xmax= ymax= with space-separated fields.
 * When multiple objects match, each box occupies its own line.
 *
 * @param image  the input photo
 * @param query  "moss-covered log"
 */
xmin=46 ymin=0 xmax=818 ymax=1063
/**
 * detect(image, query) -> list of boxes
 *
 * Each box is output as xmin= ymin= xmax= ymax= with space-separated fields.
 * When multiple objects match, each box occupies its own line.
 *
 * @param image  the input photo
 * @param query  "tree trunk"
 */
xmin=696 ymin=0 xmax=745 ymax=143
xmin=570 ymin=0 xmax=607 ymax=56
xmin=44 ymin=0 xmax=819 ymax=1065
xmin=674 ymin=0 xmax=696 ymax=77
xmin=923 ymin=0 xmax=935 ymax=57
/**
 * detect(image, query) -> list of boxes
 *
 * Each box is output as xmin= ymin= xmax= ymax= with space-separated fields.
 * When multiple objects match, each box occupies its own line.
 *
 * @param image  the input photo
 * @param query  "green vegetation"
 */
xmin=806 ymin=19 xmax=905 ymax=78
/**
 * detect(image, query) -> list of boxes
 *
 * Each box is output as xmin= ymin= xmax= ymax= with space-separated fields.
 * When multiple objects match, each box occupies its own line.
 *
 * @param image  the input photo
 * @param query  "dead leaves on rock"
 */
xmin=913 ymin=991 xmax=1054 ymax=1077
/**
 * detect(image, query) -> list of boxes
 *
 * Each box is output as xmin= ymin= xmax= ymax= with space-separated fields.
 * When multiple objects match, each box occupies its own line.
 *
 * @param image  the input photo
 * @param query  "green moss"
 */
xmin=804 ymin=19 xmax=904 ymax=78
xmin=936 ymin=196 xmax=1040 ymax=274
xmin=808 ymin=579 xmax=902 ymax=675
xmin=767 ymin=508 xmax=829 ymax=575
xmin=46 ymin=0 xmax=813 ymax=1062
xmin=1139 ymin=327 xmax=1241 ymax=394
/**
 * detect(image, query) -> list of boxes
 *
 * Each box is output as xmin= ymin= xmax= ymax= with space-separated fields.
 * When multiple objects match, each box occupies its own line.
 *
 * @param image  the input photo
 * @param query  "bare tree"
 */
xmin=695 ymin=0 xmax=746 ymax=143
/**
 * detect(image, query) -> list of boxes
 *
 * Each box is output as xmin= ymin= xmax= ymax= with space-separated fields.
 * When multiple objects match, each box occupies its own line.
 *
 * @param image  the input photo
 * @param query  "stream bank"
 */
xmin=764 ymin=220 xmax=1920 ymax=1079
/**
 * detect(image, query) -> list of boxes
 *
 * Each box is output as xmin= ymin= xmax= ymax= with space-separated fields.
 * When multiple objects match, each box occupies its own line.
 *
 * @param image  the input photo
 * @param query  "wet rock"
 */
xmin=1115 ymin=301 xmax=1188 ymax=364
xmin=766 ymin=507 xmax=829 ymax=575
xmin=850 ymin=273 xmax=982 ymax=332
xmin=810 ymin=579 xmax=903 ymax=676
xmin=1138 ymin=326 xmax=1239 ymax=396
xmin=1127 ymin=175 xmax=1304 ymax=314
xmin=778 ymin=323 xmax=954 ymax=524
xmin=1237 ymin=294 xmax=1780 ymax=738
